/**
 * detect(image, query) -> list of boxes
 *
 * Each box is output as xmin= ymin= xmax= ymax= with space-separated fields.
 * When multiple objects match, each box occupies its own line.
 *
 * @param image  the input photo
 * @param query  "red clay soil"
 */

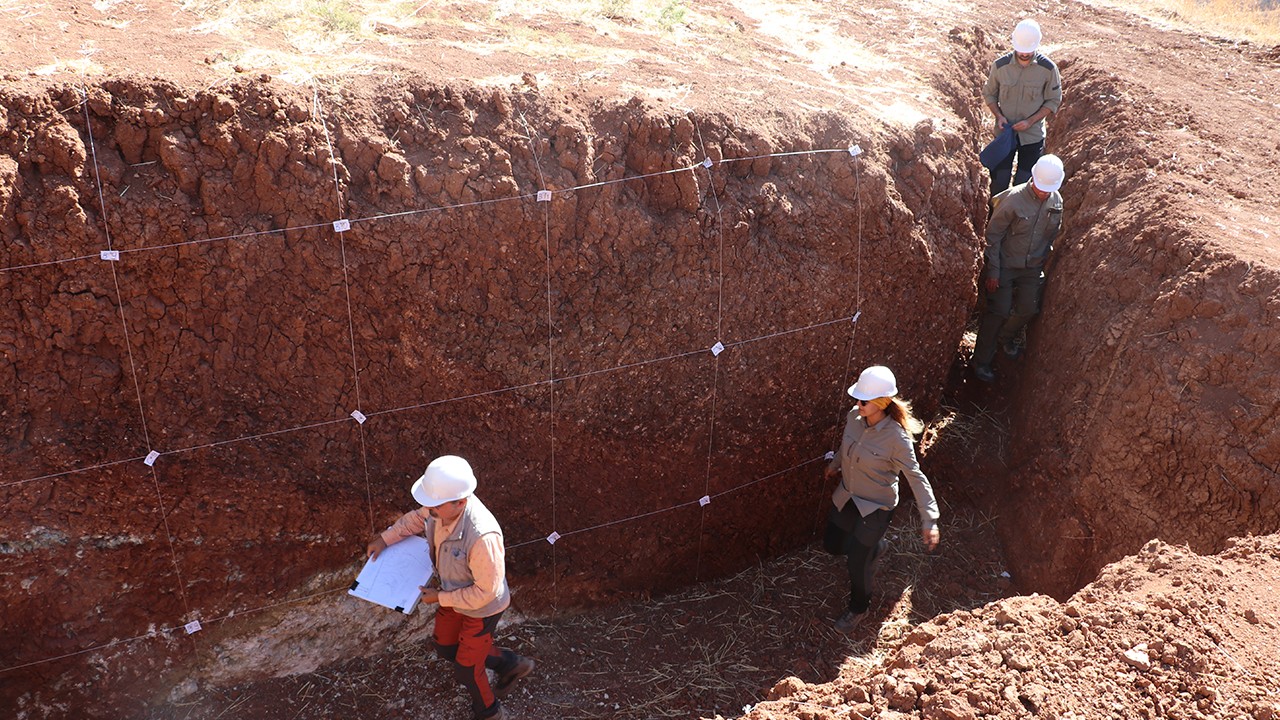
xmin=2 ymin=0 xmax=1280 ymax=718
xmin=745 ymin=536 xmax=1280 ymax=720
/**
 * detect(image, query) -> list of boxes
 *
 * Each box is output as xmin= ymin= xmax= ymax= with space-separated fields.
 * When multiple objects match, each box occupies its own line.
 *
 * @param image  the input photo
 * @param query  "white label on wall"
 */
xmin=333 ymin=219 xmax=351 ymax=232
xmin=350 ymin=410 xmax=367 ymax=424
xmin=184 ymin=620 xmax=202 ymax=634
xmin=546 ymin=531 xmax=561 ymax=545
xmin=100 ymin=250 xmax=120 ymax=261
xmin=536 ymin=190 xmax=552 ymax=202
xmin=711 ymin=341 xmax=725 ymax=357
xmin=144 ymin=450 xmax=160 ymax=466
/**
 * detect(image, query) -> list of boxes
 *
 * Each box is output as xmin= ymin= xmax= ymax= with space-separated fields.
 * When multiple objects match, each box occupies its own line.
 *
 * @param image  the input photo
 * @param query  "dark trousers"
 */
xmin=824 ymin=504 xmax=894 ymax=614
xmin=434 ymin=607 xmax=521 ymax=719
xmin=989 ymin=139 xmax=1044 ymax=196
xmin=974 ymin=267 xmax=1046 ymax=366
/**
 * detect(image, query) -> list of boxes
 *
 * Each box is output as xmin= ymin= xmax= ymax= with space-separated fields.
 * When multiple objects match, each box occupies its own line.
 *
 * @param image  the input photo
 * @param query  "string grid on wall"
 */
xmin=0 ymin=87 xmax=867 ymax=676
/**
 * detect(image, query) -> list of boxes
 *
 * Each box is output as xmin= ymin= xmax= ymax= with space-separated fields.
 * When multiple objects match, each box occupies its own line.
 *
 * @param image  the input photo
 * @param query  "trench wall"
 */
xmin=931 ymin=29 xmax=1280 ymax=599
xmin=1000 ymin=60 xmax=1280 ymax=596
xmin=0 ymin=78 xmax=984 ymax=714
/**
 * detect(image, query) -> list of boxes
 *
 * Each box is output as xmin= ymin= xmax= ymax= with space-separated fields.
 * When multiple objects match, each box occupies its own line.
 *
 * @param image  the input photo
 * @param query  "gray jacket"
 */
xmin=828 ymin=411 xmax=939 ymax=531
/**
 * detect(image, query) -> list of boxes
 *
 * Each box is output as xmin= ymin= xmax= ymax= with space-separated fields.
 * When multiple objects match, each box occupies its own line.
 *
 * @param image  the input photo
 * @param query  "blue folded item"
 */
xmin=979 ymin=125 xmax=1017 ymax=169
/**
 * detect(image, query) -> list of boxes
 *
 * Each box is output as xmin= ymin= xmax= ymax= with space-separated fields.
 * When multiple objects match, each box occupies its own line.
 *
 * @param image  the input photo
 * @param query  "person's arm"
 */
xmin=1011 ymin=106 xmax=1052 ymax=132
xmin=893 ymin=438 xmax=941 ymax=551
xmin=435 ymin=534 xmax=506 ymax=611
xmin=366 ymin=509 xmax=427 ymax=560
xmin=981 ymin=67 xmax=1007 ymax=131
xmin=983 ymin=202 xmax=1014 ymax=292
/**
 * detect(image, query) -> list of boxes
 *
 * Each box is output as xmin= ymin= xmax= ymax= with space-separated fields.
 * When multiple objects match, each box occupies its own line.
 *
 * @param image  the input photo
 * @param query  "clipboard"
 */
xmin=348 ymin=535 xmax=435 ymax=614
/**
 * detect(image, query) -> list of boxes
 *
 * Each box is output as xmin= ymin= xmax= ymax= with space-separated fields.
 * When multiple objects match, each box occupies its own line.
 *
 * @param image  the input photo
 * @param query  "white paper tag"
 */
xmin=536 ymin=190 xmax=552 ymax=202
xmin=701 ymin=157 xmax=713 ymax=168
xmin=698 ymin=495 xmax=711 ymax=507
xmin=184 ymin=620 xmax=202 ymax=634
xmin=350 ymin=410 xmax=366 ymax=424
xmin=851 ymin=311 xmax=862 ymax=324
xmin=711 ymin=341 xmax=725 ymax=357
xmin=332 ymin=219 xmax=351 ymax=232
xmin=848 ymin=144 xmax=863 ymax=157
xmin=824 ymin=451 xmax=835 ymax=460
xmin=144 ymin=450 xmax=160 ymax=466
xmin=546 ymin=531 xmax=561 ymax=545
xmin=100 ymin=250 xmax=120 ymax=261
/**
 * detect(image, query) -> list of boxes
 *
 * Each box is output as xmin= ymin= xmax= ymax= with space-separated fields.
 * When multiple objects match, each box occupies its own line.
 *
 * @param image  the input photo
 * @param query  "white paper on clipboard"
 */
xmin=348 ymin=535 xmax=434 ymax=614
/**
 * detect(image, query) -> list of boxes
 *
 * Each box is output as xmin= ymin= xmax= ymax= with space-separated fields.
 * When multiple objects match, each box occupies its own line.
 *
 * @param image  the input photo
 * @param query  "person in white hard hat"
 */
xmin=823 ymin=366 xmax=941 ymax=633
xmin=973 ymin=154 xmax=1066 ymax=383
xmin=981 ymin=18 xmax=1063 ymax=196
xmin=366 ymin=455 xmax=533 ymax=720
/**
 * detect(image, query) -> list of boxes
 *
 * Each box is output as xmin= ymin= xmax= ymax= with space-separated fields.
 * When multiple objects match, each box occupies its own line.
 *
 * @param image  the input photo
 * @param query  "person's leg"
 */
xmin=989 ymin=144 xmax=1017 ymax=197
xmin=433 ymin=605 xmax=463 ymax=664
xmin=974 ymin=276 xmax=1014 ymax=369
xmin=842 ymin=508 xmax=894 ymax=615
xmin=997 ymin=269 xmax=1046 ymax=349
xmin=453 ymin=612 xmax=503 ymax=718
xmin=823 ymin=507 xmax=850 ymax=555
xmin=1012 ymin=140 xmax=1045 ymax=186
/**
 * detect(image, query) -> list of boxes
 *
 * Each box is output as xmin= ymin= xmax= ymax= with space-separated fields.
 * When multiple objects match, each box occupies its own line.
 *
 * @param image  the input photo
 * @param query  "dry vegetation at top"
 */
xmin=1098 ymin=0 xmax=1280 ymax=44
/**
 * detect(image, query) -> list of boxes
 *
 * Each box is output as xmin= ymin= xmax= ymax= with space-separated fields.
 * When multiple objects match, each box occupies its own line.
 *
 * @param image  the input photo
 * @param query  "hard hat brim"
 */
xmin=411 ymin=474 xmax=473 ymax=507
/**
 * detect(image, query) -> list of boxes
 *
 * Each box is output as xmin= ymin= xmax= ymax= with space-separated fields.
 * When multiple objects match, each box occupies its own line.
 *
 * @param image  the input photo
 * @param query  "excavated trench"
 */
xmin=1 ymin=74 xmax=982 ymax=716
xmin=3 ymin=29 xmax=1279 ymax=718
xmin=929 ymin=37 xmax=1280 ymax=601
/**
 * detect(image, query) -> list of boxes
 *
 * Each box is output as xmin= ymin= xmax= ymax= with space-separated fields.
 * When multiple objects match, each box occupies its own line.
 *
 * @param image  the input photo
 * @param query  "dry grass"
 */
xmin=1098 ymin=0 xmax=1280 ymax=45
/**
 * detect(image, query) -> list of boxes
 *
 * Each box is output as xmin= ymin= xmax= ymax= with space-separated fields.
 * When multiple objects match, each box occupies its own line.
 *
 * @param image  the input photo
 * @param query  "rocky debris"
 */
xmin=740 ymin=538 xmax=1280 ymax=720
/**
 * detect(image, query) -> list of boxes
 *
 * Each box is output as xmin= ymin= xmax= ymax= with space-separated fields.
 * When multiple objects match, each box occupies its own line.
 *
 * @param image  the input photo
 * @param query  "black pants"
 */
xmin=989 ymin=139 xmax=1044 ymax=196
xmin=824 ymin=504 xmax=894 ymax=614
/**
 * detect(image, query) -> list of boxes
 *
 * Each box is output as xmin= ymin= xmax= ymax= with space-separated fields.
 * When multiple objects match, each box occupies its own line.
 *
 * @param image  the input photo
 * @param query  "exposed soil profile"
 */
xmin=2 ymin=0 xmax=1279 ymax=718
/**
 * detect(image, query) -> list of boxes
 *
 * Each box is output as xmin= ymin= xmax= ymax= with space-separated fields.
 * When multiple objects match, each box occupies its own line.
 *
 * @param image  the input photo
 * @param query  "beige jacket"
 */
xmin=828 ymin=411 xmax=939 ymax=531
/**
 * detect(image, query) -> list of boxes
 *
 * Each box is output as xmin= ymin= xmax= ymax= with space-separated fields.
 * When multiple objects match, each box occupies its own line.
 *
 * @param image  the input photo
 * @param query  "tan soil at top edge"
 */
xmin=3 ymin=0 xmax=1277 ymax=261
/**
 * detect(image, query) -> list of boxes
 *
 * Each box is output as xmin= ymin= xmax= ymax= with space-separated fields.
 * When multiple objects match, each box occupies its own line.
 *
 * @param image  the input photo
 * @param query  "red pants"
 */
xmin=434 ymin=606 xmax=514 ymax=718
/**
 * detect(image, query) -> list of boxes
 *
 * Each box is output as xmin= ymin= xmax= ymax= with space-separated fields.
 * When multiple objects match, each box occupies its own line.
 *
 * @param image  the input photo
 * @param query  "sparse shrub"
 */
xmin=658 ymin=0 xmax=685 ymax=31
xmin=599 ymin=0 xmax=630 ymax=20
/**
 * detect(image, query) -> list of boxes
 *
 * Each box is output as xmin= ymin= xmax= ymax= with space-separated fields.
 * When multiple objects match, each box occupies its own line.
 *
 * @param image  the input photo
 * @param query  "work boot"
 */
xmin=475 ymin=703 xmax=506 ymax=720
xmin=493 ymin=656 xmax=535 ymax=698
xmin=1001 ymin=340 xmax=1022 ymax=358
xmin=973 ymin=365 xmax=996 ymax=383
xmin=834 ymin=609 xmax=866 ymax=634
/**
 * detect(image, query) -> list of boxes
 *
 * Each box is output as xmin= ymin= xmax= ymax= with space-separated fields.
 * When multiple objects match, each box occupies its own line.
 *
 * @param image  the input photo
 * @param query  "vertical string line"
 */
xmin=312 ymin=85 xmax=374 ymax=534
xmin=816 ymin=150 xmax=865 ymax=536
xmin=80 ymin=86 xmax=193 ymax=627
xmin=690 ymin=114 xmax=727 ymax=582
xmin=519 ymin=112 xmax=559 ymax=608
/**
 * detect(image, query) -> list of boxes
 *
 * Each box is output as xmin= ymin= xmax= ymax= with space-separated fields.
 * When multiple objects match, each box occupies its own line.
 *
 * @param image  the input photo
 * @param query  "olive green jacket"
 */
xmin=982 ymin=51 xmax=1063 ymax=144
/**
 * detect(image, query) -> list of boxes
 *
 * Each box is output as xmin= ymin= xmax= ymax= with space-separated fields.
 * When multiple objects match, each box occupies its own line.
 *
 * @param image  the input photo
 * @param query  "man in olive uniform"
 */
xmin=982 ymin=19 xmax=1063 ymax=196
xmin=973 ymin=155 xmax=1065 ymax=383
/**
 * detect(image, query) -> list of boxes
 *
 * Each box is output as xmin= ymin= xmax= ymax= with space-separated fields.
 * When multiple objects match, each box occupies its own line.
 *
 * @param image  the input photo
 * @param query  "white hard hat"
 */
xmin=847 ymin=366 xmax=899 ymax=401
xmin=411 ymin=455 xmax=477 ymax=507
xmin=1031 ymin=154 xmax=1065 ymax=192
xmin=1011 ymin=19 xmax=1042 ymax=54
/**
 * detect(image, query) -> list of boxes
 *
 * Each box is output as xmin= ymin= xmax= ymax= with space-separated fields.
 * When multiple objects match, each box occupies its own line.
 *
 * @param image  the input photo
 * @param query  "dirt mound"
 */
xmin=747 ymin=535 xmax=1280 ymax=719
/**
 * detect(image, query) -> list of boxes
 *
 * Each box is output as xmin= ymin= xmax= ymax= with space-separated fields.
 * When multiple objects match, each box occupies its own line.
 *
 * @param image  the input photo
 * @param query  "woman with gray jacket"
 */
xmin=824 ymin=365 xmax=941 ymax=633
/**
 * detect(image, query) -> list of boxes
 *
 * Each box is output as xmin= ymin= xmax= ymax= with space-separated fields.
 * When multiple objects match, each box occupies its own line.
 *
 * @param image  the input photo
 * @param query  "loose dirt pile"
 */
xmin=747 ymin=536 xmax=1280 ymax=720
